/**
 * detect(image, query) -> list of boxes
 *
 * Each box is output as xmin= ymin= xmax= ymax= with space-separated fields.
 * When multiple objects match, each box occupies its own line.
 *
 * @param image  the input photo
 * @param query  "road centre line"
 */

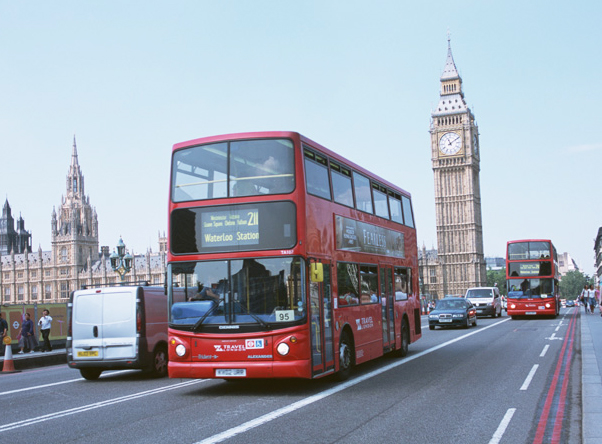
xmin=195 ymin=317 xmax=512 ymax=444
xmin=540 ymin=344 xmax=550 ymax=357
xmin=0 ymin=379 xmax=206 ymax=432
xmin=488 ymin=408 xmax=516 ymax=444
xmin=0 ymin=370 xmax=134 ymax=396
xmin=520 ymin=364 xmax=539 ymax=391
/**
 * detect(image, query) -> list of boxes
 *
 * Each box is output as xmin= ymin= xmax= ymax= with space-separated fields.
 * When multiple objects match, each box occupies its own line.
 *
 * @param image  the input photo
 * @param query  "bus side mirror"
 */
xmin=310 ymin=263 xmax=323 ymax=282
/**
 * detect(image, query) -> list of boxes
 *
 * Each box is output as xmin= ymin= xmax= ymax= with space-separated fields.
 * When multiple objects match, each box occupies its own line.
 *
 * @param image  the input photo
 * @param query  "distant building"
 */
xmin=595 ymin=227 xmax=602 ymax=284
xmin=558 ymin=252 xmax=579 ymax=277
xmin=0 ymin=137 xmax=166 ymax=304
xmin=485 ymin=257 xmax=505 ymax=270
xmin=418 ymin=245 xmax=443 ymax=300
xmin=0 ymin=199 xmax=32 ymax=255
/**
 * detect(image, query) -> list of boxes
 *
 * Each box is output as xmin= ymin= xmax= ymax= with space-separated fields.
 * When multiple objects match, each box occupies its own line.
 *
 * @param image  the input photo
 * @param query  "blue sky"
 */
xmin=1 ymin=1 xmax=600 ymax=275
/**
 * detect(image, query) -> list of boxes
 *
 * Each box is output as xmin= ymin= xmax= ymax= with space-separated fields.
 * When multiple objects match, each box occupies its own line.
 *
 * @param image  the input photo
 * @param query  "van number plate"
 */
xmin=216 ymin=368 xmax=246 ymax=377
xmin=77 ymin=351 xmax=99 ymax=357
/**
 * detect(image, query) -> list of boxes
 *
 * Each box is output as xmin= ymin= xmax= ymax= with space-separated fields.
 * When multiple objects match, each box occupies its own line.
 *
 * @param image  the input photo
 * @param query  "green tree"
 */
xmin=486 ymin=268 xmax=507 ymax=294
xmin=559 ymin=270 xmax=590 ymax=299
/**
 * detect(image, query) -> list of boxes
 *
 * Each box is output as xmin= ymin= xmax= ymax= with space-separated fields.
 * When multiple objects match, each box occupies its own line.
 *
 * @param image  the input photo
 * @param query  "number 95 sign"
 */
xmin=274 ymin=309 xmax=295 ymax=322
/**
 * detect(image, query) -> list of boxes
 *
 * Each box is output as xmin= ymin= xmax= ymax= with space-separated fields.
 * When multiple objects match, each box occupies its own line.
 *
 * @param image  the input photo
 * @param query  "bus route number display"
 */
xmin=201 ymin=208 xmax=259 ymax=248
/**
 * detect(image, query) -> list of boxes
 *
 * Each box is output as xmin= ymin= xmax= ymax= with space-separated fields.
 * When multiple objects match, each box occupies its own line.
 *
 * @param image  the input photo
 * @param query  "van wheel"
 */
xmin=150 ymin=345 xmax=168 ymax=377
xmin=335 ymin=331 xmax=354 ymax=381
xmin=80 ymin=368 xmax=102 ymax=380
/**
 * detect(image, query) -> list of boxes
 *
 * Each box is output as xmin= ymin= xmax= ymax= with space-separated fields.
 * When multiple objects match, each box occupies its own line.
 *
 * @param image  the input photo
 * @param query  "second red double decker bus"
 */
xmin=506 ymin=239 xmax=560 ymax=319
xmin=166 ymin=131 xmax=422 ymax=380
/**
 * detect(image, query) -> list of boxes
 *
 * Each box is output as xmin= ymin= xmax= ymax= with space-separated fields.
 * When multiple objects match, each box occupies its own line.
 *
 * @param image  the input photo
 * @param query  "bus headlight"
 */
xmin=510 ymin=304 xmax=516 ymax=309
xmin=545 ymin=303 xmax=551 ymax=308
xmin=276 ymin=342 xmax=290 ymax=356
xmin=175 ymin=344 xmax=187 ymax=357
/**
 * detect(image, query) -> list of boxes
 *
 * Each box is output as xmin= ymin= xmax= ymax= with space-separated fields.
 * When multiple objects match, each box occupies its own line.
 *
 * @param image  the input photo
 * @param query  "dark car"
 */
xmin=566 ymin=300 xmax=575 ymax=307
xmin=428 ymin=297 xmax=477 ymax=330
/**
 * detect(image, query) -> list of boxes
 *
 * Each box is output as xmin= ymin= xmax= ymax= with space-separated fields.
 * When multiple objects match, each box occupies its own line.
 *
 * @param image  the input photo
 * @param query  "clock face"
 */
xmin=439 ymin=132 xmax=462 ymax=155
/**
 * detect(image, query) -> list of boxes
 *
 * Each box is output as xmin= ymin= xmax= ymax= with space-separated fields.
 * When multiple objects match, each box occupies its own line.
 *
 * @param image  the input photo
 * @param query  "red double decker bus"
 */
xmin=166 ymin=131 xmax=422 ymax=380
xmin=506 ymin=239 xmax=560 ymax=319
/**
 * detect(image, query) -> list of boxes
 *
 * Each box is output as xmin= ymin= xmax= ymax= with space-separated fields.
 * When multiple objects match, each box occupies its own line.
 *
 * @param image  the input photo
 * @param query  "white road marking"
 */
xmin=520 ymin=364 xmax=539 ymax=390
xmin=0 ymin=379 xmax=206 ymax=432
xmin=489 ymin=408 xmax=516 ymax=444
xmin=0 ymin=370 xmax=134 ymax=396
xmin=195 ymin=318 xmax=512 ymax=444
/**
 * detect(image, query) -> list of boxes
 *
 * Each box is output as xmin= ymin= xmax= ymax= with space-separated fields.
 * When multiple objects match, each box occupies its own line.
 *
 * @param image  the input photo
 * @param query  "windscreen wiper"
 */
xmin=192 ymin=298 xmax=224 ymax=331
xmin=234 ymin=300 xmax=270 ymax=328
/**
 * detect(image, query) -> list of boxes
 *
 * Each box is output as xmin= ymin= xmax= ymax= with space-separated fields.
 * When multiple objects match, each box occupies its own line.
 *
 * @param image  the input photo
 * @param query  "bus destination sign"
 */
xmin=335 ymin=215 xmax=404 ymax=258
xmin=201 ymin=208 xmax=259 ymax=248
xmin=508 ymin=261 xmax=552 ymax=277
xmin=170 ymin=201 xmax=297 ymax=254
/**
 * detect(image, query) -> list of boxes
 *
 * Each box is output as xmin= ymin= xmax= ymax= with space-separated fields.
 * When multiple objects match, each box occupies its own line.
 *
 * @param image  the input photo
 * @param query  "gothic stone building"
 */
xmin=0 ymin=199 xmax=32 ymax=255
xmin=419 ymin=39 xmax=487 ymax=299
xmin=0 ymin=138 xmax=166 ymax=305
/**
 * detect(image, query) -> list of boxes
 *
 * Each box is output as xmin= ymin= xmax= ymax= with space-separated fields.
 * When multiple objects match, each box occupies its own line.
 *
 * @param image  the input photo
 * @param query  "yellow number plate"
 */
xmin=77 ymin=350 xmax=99 ymax=357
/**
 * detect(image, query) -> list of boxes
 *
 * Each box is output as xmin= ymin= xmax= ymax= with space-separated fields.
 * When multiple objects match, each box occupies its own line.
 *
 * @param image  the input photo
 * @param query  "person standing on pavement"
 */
xmin=581 ymin=285 xmax=589 ymax=314
xmin=38 ymin=309 xmax=53 ymax=352
xmin=0 ymin=312 xmax=8 ymax=356
xmin=19 ymin=313 xmax=35 ymax=353
xmin=590 ymin=284 xmax=597 ymax=314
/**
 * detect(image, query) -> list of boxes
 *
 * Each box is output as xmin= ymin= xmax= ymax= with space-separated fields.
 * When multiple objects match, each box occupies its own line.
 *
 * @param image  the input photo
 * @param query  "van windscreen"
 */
xmin=466 ymin=289 xmax=493 ymax=298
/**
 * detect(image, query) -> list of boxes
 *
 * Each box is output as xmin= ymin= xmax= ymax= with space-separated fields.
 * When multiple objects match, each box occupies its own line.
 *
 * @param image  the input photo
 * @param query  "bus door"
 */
xmin=380 ymin=266 xmax=395 ymax=351
xmin=309 ymin=261 xmax=334 ymax=376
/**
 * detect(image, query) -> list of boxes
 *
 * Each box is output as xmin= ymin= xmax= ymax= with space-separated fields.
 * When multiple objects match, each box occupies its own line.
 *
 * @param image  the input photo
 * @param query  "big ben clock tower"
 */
xmin=429 ymin=38 xmax=486 ymax=296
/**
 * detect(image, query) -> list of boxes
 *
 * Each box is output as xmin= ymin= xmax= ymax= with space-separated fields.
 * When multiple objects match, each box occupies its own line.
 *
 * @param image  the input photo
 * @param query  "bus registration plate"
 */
xmin=525 ymin=312 xmax=536 ymax=315
xmin=216 ymin=368 xmax=246 ymax=377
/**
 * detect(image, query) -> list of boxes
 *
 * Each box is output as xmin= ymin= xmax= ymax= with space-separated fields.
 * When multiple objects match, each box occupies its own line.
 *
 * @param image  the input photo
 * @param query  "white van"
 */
xmin=67 ymin=285 xmax=172 ymax=380
xmin=465 ymin=287 xmax=502 ymax=318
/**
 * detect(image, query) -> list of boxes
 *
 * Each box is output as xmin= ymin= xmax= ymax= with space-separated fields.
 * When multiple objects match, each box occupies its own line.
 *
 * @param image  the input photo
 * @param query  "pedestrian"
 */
xmin=19 ymin=312 xmax=35 ymax=354
xmin=581 ymin=285 xmax=589 ymax=314
xmin=590 ymin=284 xmax=597 ymax=314
xmin=0 ymin=312 xmax=8 ymax=356
xmin=38 ymin=309 xmax=53 ymax=352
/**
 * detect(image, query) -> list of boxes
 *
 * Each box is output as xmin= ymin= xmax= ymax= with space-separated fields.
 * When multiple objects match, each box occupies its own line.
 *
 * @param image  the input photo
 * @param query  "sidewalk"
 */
xmin=0 ymin=347 xmax=66 ymax=372
xmin=581 ymin=308 xmax=602 ymax=443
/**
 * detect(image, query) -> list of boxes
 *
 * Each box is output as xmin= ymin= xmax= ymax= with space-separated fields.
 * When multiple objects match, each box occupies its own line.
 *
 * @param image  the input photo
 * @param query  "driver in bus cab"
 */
xmin=192 ymin=283 xmax=220 ymax=301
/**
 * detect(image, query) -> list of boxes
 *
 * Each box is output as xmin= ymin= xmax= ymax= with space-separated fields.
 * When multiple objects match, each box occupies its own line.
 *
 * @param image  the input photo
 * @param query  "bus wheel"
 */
xmin=80 ymin=368 xmax=102 ymax=380
xmin=400 ymin=321 xmax=410 ymax=357
xmin=336 ymin=332 xmax=354 ymax=381
xmin=394 ymin=320 xmax=410 ymax=357
xmin=150 ymin=345 xmax=168 ymax=377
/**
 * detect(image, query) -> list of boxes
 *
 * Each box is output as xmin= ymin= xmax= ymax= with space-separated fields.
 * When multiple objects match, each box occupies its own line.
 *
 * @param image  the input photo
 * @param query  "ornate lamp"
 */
xmin=110 ymin=237 xmax=133 ymax=283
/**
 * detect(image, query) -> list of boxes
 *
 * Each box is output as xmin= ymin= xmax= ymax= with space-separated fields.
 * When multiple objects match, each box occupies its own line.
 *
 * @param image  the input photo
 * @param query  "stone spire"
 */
xmin=67 ymin=135 xmax=84 ymax=197
xmin=433 ymin=36 xmax=468 ymax=116
xmin=440 ymin=35 xmax=460 ymax=81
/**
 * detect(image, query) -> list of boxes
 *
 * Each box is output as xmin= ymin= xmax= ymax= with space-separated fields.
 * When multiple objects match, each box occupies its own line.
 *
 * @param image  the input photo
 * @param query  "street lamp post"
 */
xmin=110 ymin=237 xmax=133 ymax=283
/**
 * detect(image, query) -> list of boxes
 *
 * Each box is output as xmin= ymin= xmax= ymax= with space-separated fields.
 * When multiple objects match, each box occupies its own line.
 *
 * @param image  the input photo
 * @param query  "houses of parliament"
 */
xmin=0 ymin=138 xmax=166 ymax=305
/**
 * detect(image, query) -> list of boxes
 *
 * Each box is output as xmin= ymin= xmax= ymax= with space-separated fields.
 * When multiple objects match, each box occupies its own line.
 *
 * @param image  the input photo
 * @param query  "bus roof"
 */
xmin=506 ymin=239 xmax=553 ymax=244
xmin=172 ymin=131 xmax=412 ymax=199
